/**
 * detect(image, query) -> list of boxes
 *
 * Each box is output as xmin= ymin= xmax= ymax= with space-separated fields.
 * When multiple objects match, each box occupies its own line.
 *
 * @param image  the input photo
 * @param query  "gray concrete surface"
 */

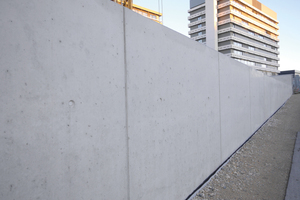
xmin=0 ymin=1 xmax=128 ymax=200
xmin=219 ymin=53 xmax=252 ymax=161
xmin=191 ymin=94 xmax=300 ymax=200
xmin=250 ymin=70 xmax=266 ymax=133
xmin=285 ymin=132 xmax=300 ymax=200
xmin=0 ymin=0 xmax=293 ymax=199
xmin=125 ymin=8 xmax=222 ymax=200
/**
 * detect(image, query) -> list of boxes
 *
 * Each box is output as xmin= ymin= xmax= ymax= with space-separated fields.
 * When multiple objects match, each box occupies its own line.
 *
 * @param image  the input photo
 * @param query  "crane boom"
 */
xmin=111 ymin=0 xmax=162 ymax=24
xmin=112 ymin=0 xmax=132 ymax=10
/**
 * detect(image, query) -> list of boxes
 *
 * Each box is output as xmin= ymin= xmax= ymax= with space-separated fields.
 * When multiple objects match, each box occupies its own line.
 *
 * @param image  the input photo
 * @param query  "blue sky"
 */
xmin=134 ymin=0 xmax=300 ymax=71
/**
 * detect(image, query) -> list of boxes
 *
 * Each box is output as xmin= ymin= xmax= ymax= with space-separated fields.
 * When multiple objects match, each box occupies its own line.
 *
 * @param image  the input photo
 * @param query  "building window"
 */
xmin=232 ymin=0 xmax=246 ymax=9
xmin=248 ymin=61 xmax=255 ymax=66
xmin=198 ymin=15 xmax=204 ymax=20
xmin=235 ymin=58 xmax=242 ymax=63
xmin=234 ymin=50 xmax=243 ymax=55
xmin=233 ymin=9 xmax=241 ymax=14
xmin=240 ymin=59 xmax=247 ymax=65
xmin=258 ymin=35 xmax=264 ymax=39
xmin=248 ymin=31 xmax=255 ymax=36
xmin=198 ymin=24 xmax=202 ymax=28
xmin=198 ymin=39 xmax=203 ymax=43
xmin=242 ymin=21 xmax=248 ymax=26
xmin=198 ymin=32 xmax=203 ymax=36
xmin=233 ymin=41 xmax=242 ymax=47
xmin=235 ymin=59 xmax=254 ymax=66
xmin=248 ymin=46 xmax=255 ymax=51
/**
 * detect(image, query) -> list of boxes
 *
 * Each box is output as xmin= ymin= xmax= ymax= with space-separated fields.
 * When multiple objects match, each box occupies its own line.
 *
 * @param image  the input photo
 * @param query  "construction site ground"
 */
xmin=191 ymin=94 xmax=300 ymax=200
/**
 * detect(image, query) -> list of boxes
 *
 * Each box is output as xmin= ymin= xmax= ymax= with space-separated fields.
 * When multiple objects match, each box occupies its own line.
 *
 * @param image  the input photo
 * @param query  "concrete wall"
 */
xmin=125 ymin=10 xmax=222 ymax=200
xmin=0 ymin=1 xmax=128 ymax=199
xmin=0 ymin=0 xmax=293 ymax=200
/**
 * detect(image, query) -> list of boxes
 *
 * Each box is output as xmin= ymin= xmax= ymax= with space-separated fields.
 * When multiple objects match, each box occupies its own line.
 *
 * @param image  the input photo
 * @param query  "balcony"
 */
xmin=218 ymin=18 xmax=279 ymax=41
xmin=188 ymin=2 xmax=205 ymax=13
xmin=227 ymin=54 xmax=280 ymax=73
xmin=253 ymin=66 xmax=280 ymax=74
xmin=188 ymin=26 xmax=207 ymax=35
xmin=218 ymin=27 xmax=279 ymax=48
xmin=229 ymin=10 xmax=278 ymax=35
xmin=188 ymin=18 xmax=206 ymax=28
xmin=226 ymin=53 xmax=280 ymax=68
xmin=218 ymin=1 xmax=279 ymax=26
xmin=218 ymin=1 xmax=231 ymax=9
xmin=218 ymin=10 xmax=278 ymax=36
xmin=231 ymin=2 xmax=279 ymax=29
xmin=219 ymin=44 xmax=279 ymax=61
xmin=191 ymin=34 xmax=207 ymax=41
xmin=219 ymin=35 xmax=279 ymax=54
xmin=188 ymin=11 xmax=206 ymax=20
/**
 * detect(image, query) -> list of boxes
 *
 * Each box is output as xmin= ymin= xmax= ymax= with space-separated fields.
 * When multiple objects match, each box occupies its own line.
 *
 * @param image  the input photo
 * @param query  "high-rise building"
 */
xmin=112 ymin=0 xmax=162 ymax=24
xmin=188 ymin=0 xmax=280 ymax=75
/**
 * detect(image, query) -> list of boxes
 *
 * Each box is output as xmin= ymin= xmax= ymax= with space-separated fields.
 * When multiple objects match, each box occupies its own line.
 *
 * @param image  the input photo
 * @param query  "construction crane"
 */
xmin=111 ymin=0 xmax=162 ymax=24
xmin=111 ymin=0 xmax=132 ymax=10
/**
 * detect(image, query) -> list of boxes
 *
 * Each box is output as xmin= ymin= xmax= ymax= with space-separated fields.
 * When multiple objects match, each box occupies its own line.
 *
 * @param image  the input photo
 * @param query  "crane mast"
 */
xmin=124 ymin=0 xmax=133 ymax=9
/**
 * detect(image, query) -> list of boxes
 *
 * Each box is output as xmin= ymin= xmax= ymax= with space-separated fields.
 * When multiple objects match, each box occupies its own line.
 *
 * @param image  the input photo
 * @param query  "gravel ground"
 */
xmin=191 ymin=94 xmax=300 ymax=200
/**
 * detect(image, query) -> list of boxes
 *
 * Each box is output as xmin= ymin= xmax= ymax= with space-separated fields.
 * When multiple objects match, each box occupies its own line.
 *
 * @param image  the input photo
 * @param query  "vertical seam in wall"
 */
xmin=123 ymin=7 xmax=131 ymax=200
xmin=218 ymin=54 xmax=222 ymax=162
xmin=249 ymin=70 xmax=252 ymax=134
xmin=263 ymin=76 xmax=265 ymax=124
